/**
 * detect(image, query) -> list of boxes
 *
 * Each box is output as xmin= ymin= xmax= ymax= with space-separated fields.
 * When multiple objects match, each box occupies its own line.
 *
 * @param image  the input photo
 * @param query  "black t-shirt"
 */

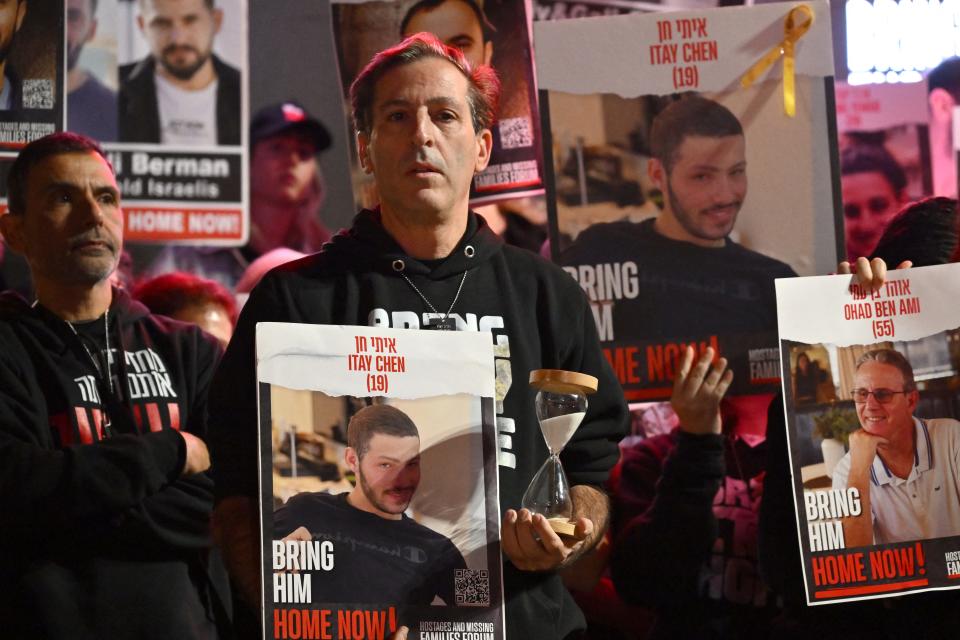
xmin=274 ymin=492 xmax=467 ymax=606
xmin=559 ymin=218 xmax=797 ymax=338
xmin=559 ymin=218 xmax=797 ymax=398
xmin=68 ymin=311 xmax=131 ymax=433
xmin=70 ymin=313 xmax=114 ymax=382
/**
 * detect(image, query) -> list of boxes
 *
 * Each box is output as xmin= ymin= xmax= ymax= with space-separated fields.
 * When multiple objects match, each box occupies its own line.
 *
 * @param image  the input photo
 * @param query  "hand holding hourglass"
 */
xmin=521 ymin=369 xmax=599 ymax=535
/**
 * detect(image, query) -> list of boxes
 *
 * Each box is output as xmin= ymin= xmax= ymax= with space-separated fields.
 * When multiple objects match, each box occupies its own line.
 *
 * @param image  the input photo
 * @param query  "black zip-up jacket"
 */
xmin=0 ymin=287 xmax=226 ymax=639
xmin=209 ymin=209 xmax=628 ymax=639
xmin=118 ymin=54 xmax=241 ymax=145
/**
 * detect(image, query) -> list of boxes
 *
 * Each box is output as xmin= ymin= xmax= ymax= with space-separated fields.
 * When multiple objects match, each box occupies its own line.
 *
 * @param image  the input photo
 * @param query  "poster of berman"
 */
xmin=535 ymin=1 xmax=839 ymax=405
xmin=65 ymin=0 xmax=248 ymax=245
xmin=777 ymin=264 xmax=960 ymax=604
xmin=331 ymin=0 xmax=543 ymax=207
xmin=257 ymin=324 xmax=505 ymax=640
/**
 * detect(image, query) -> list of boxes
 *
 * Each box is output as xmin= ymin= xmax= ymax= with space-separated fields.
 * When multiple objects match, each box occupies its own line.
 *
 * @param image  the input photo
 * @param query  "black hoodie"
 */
xmin=0 ymin=287 xmax=226 ymax=639
xmin=209 ymin=209 xmax=628 ymax=638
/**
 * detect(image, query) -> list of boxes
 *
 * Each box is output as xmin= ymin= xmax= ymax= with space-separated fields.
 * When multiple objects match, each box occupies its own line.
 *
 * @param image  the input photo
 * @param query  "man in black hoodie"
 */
xmin=0 ymin=132 xmax=227 ymax=639
xmin=209 ymin=33 xmax=627 ymax=639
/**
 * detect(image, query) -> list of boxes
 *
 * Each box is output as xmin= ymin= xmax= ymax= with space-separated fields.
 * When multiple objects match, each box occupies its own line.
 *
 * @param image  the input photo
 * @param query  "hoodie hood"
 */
xmin=0 ymin=286 xmax=150 ymax=325
xmin=0 ymin=288 xmax=155 ymax=408
xmin=321 ymin=208 xmax=504 ymax=280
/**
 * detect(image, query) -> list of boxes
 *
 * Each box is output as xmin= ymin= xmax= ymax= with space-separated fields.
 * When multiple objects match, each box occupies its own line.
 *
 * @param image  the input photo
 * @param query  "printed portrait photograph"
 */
xmin=547 ymin=79 xmax=839 ymax=275
xmin=115 ymin=0 xmax=246 ymax=147
xmin=784 ymin=331 xmax=960 ymax=546
xmin=267 ymin=388 xmax=498 ymax=607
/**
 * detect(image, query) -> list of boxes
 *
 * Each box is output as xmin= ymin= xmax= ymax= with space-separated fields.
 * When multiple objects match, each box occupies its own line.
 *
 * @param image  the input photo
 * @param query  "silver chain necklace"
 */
xmin=65 ymin=308 xmax=114 ymax=397
xmin=64 ymin=308 xmax=115 ymax=438
xmin=399 ymin=269 xmax=469 ymax=330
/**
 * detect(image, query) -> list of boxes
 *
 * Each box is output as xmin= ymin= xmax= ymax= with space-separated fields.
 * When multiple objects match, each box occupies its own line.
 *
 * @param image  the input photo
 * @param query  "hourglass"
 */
xmin=521 ymin=369 xmax=598 ymax=536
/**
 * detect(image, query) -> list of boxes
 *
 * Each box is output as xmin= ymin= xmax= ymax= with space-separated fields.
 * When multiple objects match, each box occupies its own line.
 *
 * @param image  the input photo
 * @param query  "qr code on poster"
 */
xmin=23 ymin=80 xmax=53 ymax=109
xmin=499 ymin=117 xmax=533 ymax=149
xmin=455 ymin=568 xmax=490 ymax=606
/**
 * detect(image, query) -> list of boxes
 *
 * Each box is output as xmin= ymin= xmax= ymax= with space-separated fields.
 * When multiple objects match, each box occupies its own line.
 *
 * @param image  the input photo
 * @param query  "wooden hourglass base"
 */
xmin=547 ymin=517 xmax=577 ymax=536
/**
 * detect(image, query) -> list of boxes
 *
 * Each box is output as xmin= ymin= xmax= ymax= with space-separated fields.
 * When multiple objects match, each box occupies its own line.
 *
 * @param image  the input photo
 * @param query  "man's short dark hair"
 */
xmin=347 ymin=404 xmax=419 ymax=459
xmin=349 ymin=32 xmax=499 ymax=136
xmin=400 ymin=0 xmax=494 ymax=42
xmin=856 ymin=348 xmax=916 ymax=391
xmin=927 ymin=56 xmax=960 ymax=102
xmin=132 ymin=272 xmax=238 ymax=324
xmin=840 ymin=144 xmax=907 ymax=197
xmin=6 ymin=132 xmax=113 ymax=216
xmin=871 ymin=196 xmax=959 ymax=267
xmin=649 ymin=95 xmax=743 ymax=173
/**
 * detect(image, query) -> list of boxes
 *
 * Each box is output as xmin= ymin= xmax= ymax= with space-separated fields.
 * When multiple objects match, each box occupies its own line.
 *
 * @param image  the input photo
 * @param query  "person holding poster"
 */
xmin=832 ymin=348 xmax=960 ymax=546
xmin=0 ymin=132 xmax=228 ymax=639
xmin=275 ymin=404 xmax=468 ymax=605
xmin=209 ymin=34 xmax=626 ymax=639
xmin=119 ymin=0 xmax=241 ymax=145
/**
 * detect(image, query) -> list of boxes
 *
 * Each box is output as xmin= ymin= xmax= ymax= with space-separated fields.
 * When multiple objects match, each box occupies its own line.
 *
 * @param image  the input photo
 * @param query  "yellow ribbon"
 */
xmin=740 ymin=4 xmax=814 ymax=117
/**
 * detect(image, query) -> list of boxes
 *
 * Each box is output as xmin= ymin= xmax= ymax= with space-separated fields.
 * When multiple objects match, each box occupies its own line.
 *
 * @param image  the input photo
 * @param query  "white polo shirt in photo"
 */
xmin=833 ymin=417 xmax=960 ymax=544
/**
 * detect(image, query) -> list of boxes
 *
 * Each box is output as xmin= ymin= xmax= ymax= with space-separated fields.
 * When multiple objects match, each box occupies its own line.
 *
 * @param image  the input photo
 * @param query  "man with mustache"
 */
xmin=275 ymin=404 xmax=467 ymax=605
xmin=833 ymin=348 xmax=960 ymax=546
xmin=209 ymin=33 xmax=626 ymax=638
xmin=560 ymin=95 xmax=797 ymax=638
xmin=119 ymin=0 xmax=240 ymax=145
xmin=0 ymin=132 xmax=230 ymax=639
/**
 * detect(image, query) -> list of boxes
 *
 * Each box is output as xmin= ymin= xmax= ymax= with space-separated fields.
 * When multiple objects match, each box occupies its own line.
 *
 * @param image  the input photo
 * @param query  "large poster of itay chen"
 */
xmin=68 ymin=0 xmax=249 ymax=245
xmin=535 ymin=1 xmax=839 ymax=413
xmin=257 ymin=324 xmax=504 ymax=640
xmin=778 ymin=264 xmax=960 ymax=604
xmin=332 ymin=0 xmax=544 ymax=207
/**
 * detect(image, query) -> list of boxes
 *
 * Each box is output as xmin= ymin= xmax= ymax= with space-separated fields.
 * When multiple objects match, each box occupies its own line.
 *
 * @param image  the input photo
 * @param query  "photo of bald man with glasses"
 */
xmin=832 ymin=348 xmax=960 ymax=546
